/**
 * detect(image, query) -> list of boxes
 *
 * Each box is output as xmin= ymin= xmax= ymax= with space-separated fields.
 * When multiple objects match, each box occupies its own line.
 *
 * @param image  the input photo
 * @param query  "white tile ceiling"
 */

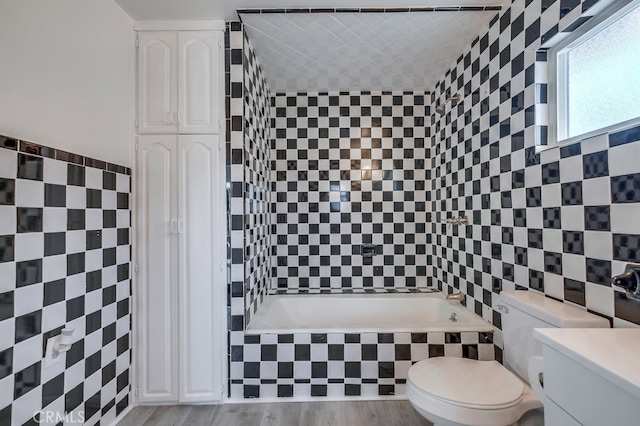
xmin=241 ymin=11 xmax=499 ymax=93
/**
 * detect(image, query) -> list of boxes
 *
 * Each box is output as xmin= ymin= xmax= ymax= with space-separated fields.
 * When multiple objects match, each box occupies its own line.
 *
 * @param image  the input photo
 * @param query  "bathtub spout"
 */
xmin=446 ymin=292 xmax=466 ymax=303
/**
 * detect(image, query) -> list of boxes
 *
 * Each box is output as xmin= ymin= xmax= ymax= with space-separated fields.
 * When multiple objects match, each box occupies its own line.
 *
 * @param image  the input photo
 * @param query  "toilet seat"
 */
xmin=406 ymin=358 xmax=542 ymax=426
xmin=408 ymin=358 xmax=524 ymax=409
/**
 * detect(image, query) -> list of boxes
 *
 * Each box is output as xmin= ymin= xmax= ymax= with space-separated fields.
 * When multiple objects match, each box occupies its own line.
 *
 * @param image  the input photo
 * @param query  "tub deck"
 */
xmin=246 ymin=292 xmax=494 ymax=334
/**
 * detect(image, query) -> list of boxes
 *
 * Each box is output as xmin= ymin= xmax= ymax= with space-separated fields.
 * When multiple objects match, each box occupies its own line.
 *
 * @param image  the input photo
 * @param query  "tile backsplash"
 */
xmin=0 ymin=136 xmax=131 ymax=425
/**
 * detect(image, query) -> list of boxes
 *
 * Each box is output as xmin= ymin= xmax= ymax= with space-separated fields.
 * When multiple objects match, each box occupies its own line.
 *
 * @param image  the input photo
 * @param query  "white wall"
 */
xmin=0 ymin=0 xmax=135 ymax=166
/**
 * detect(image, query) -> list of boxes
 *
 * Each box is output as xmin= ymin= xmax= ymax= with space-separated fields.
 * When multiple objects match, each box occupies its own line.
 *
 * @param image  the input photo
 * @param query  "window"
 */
xmin=550 ymin=0 xmax=640 ymax=143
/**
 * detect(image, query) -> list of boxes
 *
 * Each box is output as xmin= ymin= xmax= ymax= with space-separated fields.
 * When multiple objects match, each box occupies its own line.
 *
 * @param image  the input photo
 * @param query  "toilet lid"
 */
xmin=408 ymin=358 xmax=524 ymax=409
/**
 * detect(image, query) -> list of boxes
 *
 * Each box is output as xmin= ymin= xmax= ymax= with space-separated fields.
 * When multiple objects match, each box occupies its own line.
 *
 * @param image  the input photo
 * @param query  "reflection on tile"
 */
xmin=67 ymin=164 xmax=85 ymax=187
xmin=13 ymin=361 xmax=40 ymax=399
xmin=17 ymin=154 xmax=43 ymax=181
xmin=44 ymin=232 xmax=65 ymax=257
xmin=564 ymin=278 xmax=585 ymax=306
xmin=16 ymin=259 xmax=42 ymax=287
xmin=86 ymin=230 xmax=102 ymax=251
xmin=103 ymin=248 xmax=116 ymax=267
xmin=0 ymin=291 xmax=14 ymax=321
xmin=584 ymin=205 xmax=610 ymax=231
xmin=611 ymin=173 xmax=640 ymax=203
xmin=0 ymin=178 xmax=15 ymax=205
xmin=86 ymin=310 xmax=101 ymax=335
xmin=0 ymin=235 xmax=14 ymax=263
xmin=613 ymin=234 xmax=640 ymax=262
xmin=0 ymin=347 xmax=12 ymax=380
xmin=86 ymin=189 xmax=102 ymax=209
xmin=43 ymin=279 xmax=65 ymax=306
xmin=84 ymin=391 xmax=101 ymax=420
xmin=44 ymin=184 xmax=66 ymax=207
xmin=86 ymin=270 xmax=102 ymax=292
xmin=20 ymin=141 xmax=55 ymax=159
xmin=614 ymin=291 xmax=640 ymax=325
xmin=116 ymin=193 xmax=129 ymax=209
xmin=103 ymin=210 xmax=116 ymax=228
xmin=17 ymin=207 xmax=43 ymax=233
xmin=15 ymin=310 xmax=42 ymax=343
xmin=42 ymin=372 xmax=64 ymax=407
xmin=586 ymin=258 xmax=611 ymax=286
xmin=64 ymin=382 xmax=83 ymax=413
xmin=67 ymin=253 xmax=85 ymax=276
xmin=66 ymin=295 xmax=84 ymax=321
xmin=67 ymin=209 xmax=85 ymax=230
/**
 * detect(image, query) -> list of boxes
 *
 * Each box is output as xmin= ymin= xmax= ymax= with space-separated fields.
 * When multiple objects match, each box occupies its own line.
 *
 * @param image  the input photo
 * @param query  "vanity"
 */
xmin=533 ymin=328 xmax=640 ymax=425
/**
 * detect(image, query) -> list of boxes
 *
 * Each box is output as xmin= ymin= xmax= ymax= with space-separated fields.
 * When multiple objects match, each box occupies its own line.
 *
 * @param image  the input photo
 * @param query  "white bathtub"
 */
xmin=246 ymin=292 xmax=494 ymax=334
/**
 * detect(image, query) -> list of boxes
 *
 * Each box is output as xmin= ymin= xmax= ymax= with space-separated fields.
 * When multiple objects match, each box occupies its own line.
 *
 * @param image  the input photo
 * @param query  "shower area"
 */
xmin=224 ymin=8 xmax=500 ymax=400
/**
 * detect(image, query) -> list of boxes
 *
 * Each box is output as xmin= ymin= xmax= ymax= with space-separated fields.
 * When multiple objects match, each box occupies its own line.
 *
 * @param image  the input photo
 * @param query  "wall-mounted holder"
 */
xmin=611 ymin=263 xmax=640 ymax=301
xmin=361 ymin=244 xmax=380 ymax=258
xmin=442 ymin=216 xmax=469 ymax=227
xmin=43 ymin=328 xmax=75 ymax=368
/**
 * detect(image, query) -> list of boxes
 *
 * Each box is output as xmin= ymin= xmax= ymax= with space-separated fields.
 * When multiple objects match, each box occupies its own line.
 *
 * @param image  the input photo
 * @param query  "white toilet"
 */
xmin=406 ymin=290 xmax=610 ymax=426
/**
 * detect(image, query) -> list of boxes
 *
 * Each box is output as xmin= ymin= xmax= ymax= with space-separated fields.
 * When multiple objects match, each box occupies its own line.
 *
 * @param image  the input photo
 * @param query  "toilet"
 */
xmin=406 ymin=290 xmax=610 ymax=426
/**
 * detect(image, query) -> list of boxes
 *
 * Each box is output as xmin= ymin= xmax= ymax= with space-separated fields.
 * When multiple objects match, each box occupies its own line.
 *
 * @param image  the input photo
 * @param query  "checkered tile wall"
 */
xmin=226 ymin=24 xmax=497 ymax=401
xmin=430 ymin=0 xmax=640 ymax=334
xmin=230 ymin=329 xmax=495 ymax=400
xmin=0 ymin=136 xmax=131 ymax=425
xmin=226 ymin=24 xmax=273 ymax=331
xmin=243 ymin=31 xmax=273 ymax=326
xmin=271 ymin=91 xmax=433 ymax=290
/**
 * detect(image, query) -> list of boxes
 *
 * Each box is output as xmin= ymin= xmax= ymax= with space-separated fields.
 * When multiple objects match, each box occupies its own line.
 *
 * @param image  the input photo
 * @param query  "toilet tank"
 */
xmin=499 ymin=290 xmax=609 ymax=382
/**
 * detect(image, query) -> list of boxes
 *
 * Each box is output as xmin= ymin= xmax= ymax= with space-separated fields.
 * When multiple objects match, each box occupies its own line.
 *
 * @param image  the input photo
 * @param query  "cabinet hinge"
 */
xmin=135 ymin=386 xmax=139 ymax=396
xmin=135 ymin=118 xmax=139 ymax=128
xmin=135 ymin=37 xmax=139 ymax=49
xmin=135 ymin=262 xmax=139 ymax=273
xmin=135 ymin=141 xmax=139 ymax=151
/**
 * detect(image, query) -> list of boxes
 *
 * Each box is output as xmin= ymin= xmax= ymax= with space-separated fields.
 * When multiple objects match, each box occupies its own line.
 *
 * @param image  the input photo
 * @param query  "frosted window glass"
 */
xmin=566 ymin=5 xmax=640 ymax=138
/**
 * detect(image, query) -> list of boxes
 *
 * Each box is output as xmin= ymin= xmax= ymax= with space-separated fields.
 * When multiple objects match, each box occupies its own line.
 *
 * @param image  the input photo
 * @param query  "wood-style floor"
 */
xmin=118 ymin=400 xmax=433 ymax=426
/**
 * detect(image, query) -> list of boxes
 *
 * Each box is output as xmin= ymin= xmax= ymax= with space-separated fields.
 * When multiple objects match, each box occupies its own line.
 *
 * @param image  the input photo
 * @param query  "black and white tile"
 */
xmin=0 ymin=136 xmax=131 ymax=425
xmin=430 ymin=0 xmax=640 ymax=332
xmin=224 ymin=24 xmax=492 ymax=402
xmin=243 ymin=31 xmax=273 ymax=325
xmin=229 ymin=330 xmax=495 ymax=400
xmin=271 ymin=91 xmax=433 ymax=290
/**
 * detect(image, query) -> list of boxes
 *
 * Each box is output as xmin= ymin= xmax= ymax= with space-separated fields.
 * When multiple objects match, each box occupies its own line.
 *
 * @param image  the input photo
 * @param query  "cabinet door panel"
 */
xmin=138 ymin=32 xmax=177 ymax=134
xmin=136 ymin=135 xmax=179 ymax=403
xmin=177 ymin=135 xmax=221 ymax=402
xmin=178 ymin=32 xmax=221 ymax=134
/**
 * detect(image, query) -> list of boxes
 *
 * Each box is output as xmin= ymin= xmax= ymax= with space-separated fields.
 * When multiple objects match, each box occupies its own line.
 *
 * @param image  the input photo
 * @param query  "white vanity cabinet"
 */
xmin=534 ymin=329 xmax=640 ymax=426
xmin=137 ymin=30 xmax=222 ymax=134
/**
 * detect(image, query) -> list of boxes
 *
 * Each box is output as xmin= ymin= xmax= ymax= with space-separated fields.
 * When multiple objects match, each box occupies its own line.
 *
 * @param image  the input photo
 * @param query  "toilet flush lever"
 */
xmin=612 ymin=263 xmax=640 ymax=301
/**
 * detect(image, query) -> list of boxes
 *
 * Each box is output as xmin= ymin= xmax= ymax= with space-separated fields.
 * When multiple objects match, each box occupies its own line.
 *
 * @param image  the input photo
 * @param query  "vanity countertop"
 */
xmin=534 ymin=328 xmax=640 ymax=399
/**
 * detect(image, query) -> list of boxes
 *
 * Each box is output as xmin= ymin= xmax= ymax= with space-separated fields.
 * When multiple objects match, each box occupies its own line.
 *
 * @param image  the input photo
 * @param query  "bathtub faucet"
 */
xmin=446 ymin=292 xmax=466 ymax=303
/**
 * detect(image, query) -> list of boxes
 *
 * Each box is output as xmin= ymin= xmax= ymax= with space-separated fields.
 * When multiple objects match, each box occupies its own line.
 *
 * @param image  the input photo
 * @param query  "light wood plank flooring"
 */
xmin=118 ymin=400 xmax=432 ymax=426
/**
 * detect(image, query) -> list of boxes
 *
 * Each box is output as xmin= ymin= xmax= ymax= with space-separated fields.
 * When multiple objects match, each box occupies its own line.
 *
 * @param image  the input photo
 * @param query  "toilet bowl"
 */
xmin=405 ymin=290 xmax=610 ymax=426
xmin=406 ymin=357 xmax=542 ymax=426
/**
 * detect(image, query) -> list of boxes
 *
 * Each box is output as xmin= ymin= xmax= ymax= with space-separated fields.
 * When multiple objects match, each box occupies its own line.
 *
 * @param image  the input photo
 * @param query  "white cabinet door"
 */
xmin=136 ymin=135 xmax=179 ymax=403
xmin=136 ymin=135 xmax=224 ymax=404
xmin=177 ymin=135 xmax=222 ymax=402
xmin=178 ymin=32 xmax=222 ymax=134
xmin=137 ymin=32 xmax=178 ymax=134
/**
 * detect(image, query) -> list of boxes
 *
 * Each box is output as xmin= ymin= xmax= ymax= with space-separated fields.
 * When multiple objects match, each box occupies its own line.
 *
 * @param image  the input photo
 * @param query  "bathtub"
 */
xmin=246 ymin=292 xmax=494 ymax=334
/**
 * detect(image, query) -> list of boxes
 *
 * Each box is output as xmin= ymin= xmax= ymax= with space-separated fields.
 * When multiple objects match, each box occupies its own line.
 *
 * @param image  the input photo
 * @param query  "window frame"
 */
xmin=548 ymin=0 xmax=640 ymax=146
